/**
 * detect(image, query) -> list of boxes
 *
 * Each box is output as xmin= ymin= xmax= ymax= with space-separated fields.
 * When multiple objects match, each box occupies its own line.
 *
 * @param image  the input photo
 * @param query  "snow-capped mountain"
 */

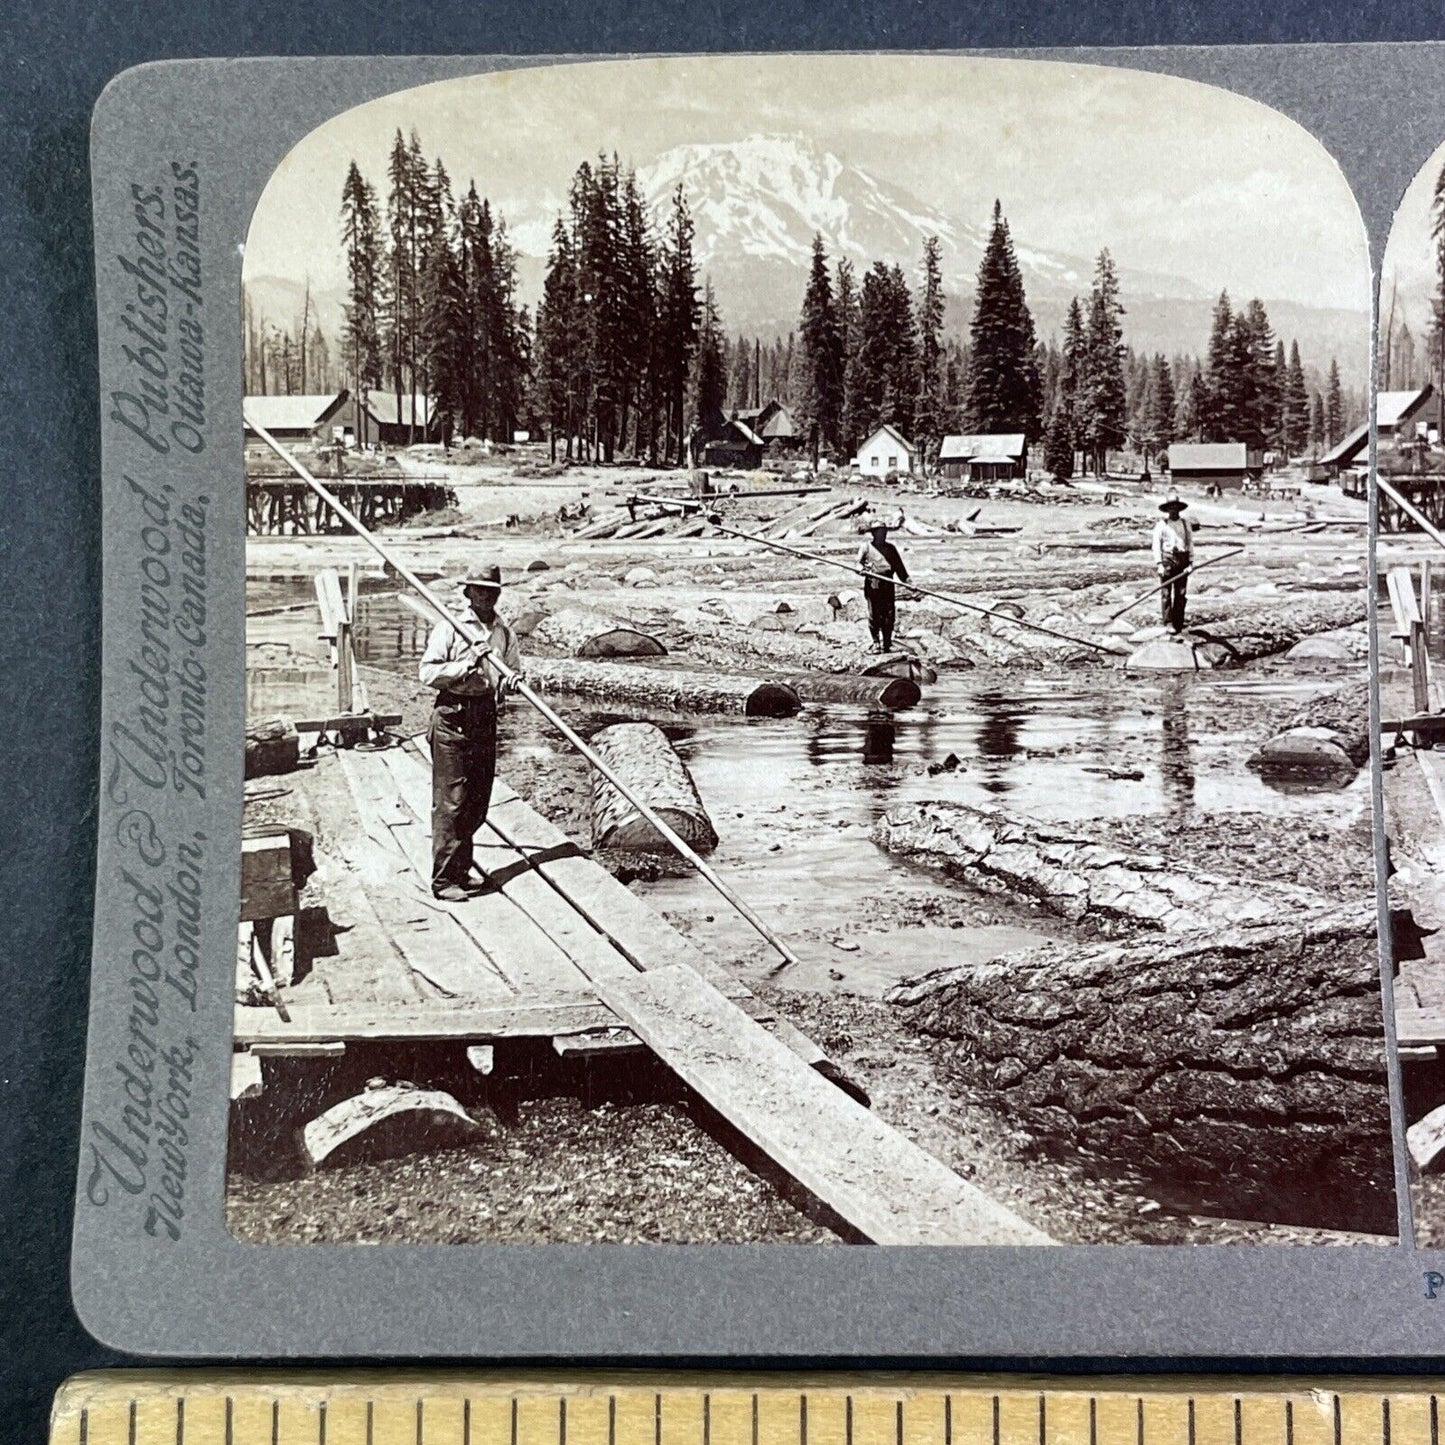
xmin=242 ymin=133 xmax=1366 ymax=387
xmin=634 ymin=133 xmax=1197 ymax=324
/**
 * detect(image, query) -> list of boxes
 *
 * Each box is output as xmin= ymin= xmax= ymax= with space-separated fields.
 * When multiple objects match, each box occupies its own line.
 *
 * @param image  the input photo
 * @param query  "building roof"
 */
xmin=1380 ymin=385 xmax=1433 ymax=429
xmin=939 ymin=433 xmax=1026 ymax=462
xmin=243 ymin=392 xmax=349 ymax=434
xmin=360 ymin=392 xmax=436 ymax=427
xmin=735 ymin=401 xmax=800 ymax=440
xmin=1167 ymin=442 xmax=1252 ymax=470
xmin=1320 ymin=422 xmax=1367 ymax=468
xmin=858 ymin=423 xmax=916 ymax=455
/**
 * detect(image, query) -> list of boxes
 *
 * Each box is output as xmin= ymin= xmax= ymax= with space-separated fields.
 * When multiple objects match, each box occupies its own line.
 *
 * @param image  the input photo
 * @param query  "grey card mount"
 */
xmin=73 ymin=45 xmax=1445 ymax=1358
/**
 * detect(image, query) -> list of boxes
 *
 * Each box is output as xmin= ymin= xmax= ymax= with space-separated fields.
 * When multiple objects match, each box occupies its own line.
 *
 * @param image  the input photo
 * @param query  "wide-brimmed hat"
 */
xmin=1158 ymin=494 xmax=1188 ymax=514
xmin=866 ymin=518 xmax=890 ymax=533
xmin=458 ymin=565 xmax=503 ymax=590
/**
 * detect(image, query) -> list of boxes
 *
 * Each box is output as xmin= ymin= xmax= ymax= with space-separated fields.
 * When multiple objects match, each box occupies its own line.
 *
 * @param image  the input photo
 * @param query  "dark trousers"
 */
xmin=428 ymin=691 xmax=497 ymax=891
xmin=865 ymin=578 xmax=896 ymax=649
xmin=1160 ymin=557 xmax=1190 ymax=632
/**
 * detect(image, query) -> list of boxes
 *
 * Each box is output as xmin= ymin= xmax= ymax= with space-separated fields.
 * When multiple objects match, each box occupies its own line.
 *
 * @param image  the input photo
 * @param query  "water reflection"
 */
xmin=861 ymin=719 xmax=895 ymax=767
xmin=973 ymin=689 xmax=1026 ymax=794
xmin=1158 ymin=678 xmax=1196 ymax=820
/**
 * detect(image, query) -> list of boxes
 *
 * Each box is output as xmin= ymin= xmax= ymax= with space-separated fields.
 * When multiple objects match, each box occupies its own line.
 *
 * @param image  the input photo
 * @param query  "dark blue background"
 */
xmin=6 ymin=6 xmax=1445 ymax=1441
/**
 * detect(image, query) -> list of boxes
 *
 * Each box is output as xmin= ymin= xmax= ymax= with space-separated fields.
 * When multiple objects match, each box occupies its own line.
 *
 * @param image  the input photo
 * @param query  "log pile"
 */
xmin=526 ymin=657 xmax=802 ymax=717
xmin=887 ymin=908 xmax=1394 ymax=1233
xmin=588 ymin=722 xmax=719 ymax=853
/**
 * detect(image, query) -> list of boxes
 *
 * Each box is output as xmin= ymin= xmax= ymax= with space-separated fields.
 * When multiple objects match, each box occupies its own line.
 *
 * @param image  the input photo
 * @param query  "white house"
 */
xmin=852 ymin=423 xmax=917 ymax=477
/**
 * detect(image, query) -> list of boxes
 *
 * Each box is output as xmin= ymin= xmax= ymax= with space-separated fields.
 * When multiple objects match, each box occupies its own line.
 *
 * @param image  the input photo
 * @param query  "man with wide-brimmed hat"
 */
xmin=418 ymin=565 xmax=524 ymax=900
xmin=857 ymin=517 xmax=911 ymax=653
xmin=1151 ymin=492 xmax=1195 ymax=634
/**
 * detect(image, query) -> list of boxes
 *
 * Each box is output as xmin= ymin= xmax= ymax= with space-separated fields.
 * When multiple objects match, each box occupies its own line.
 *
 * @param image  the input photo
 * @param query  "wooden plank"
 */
xmin=397 ymin=742 xmax=754 ymax=1001
xmin=377 ymin=749 xmax=641 ymax=986
xmin=335 ymin=752 xmax=512 ymax=1001
xmin=1408 ymin=1102 xmax=1445 ymax=1170
xmin=250 ymin=1040 xmax=347 ymax=1058
xmin=233 ymin=995 xmax=636 ymax=1047
xmin=1413 ymin=619 xmax=1432 ymax=717
xmin=552 ymin=1029 xmax=644 ymax=1057
xmin=240 ymin=832 xmax=295 ymax=922
xmin=601 ymin=963 xmax=1051 ymax=1245
xmin=231 ymin=1051 xmax=264 ymax=1101
xmin=338 ymin=751 xmax=586 ymax=1000
xmin=232 ymin=992 xmax=779 ymax=1048
xmin=1393 ymin=1004 xmax=1445 ymax=1047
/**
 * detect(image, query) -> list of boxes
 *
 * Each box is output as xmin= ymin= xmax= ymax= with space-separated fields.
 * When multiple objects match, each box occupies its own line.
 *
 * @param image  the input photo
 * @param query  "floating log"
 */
xmin=873 ymin=800 xmax=1326 ymax=933
xmin=781 ymin=673 xmax=922 ymax=710
xmin=526 ymin=657 xmax=801 ymax=717
xmin=588 ymin=722 xmax=719 ymax=854
xmin=888 ymin=907 xmax=1393 ymax=1234
xmin=300 ymin=1080 xmax=483 ymax=1169
xmin=532 ymin=605 xmax=668 ymax=658
xmin=679 ymin=618 xmax=934 ymax=682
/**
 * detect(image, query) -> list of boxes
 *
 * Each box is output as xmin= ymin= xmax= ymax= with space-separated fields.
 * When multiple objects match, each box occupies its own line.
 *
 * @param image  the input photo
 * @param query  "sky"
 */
xmin=1382 ymin=136 xmax=1445 ymax=338
xmin=242 ymin=53 xmax=1370 ymax=314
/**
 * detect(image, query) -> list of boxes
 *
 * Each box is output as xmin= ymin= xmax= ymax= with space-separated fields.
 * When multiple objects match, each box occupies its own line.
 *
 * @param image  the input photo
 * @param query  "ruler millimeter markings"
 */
xmin=50 ymin=1377 xmax=1445 ymax=1445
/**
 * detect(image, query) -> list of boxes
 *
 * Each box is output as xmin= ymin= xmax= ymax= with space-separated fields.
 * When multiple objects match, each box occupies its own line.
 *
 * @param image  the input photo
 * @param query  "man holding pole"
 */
xmin=1152 ymin=493 xmax=1194 ymax=634
xmin=418 ymin=566 xmax=524 ymax=901
xmin=858 ymin=518 xmax=910 ymax=653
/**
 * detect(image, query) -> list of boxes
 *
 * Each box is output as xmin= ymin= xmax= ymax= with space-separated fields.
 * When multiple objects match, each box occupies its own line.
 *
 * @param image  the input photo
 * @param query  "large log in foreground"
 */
xmin=527 ymin=656 xmax=801 ymax=717
xmin=589 ymin=722 xmax=719 ymax=853
xmin=874 ymin=801 xmax=1325 ymax=933
xmin=887 ymin=908 xmax=1394 ymax=1233
xmin=532 ymin=605 xmax=667 ymax=658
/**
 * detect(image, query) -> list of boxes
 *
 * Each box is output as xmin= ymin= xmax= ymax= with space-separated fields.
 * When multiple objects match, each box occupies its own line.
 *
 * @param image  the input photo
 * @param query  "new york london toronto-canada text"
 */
xmin=88 ymin=161 xmax=211 ymax=1242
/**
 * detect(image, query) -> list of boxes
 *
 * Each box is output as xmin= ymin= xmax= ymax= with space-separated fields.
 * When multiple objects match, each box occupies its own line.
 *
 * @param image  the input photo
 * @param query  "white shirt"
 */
xmin=419 ymin=613 xmax=522 ymax=698
xmin=1151 ymin=515 xmax=1194 ymax=566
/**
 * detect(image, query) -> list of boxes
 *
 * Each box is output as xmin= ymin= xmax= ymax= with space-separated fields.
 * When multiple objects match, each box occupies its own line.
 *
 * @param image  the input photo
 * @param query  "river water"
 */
xmin=250 ymin=579 xmax=1369 ymax=991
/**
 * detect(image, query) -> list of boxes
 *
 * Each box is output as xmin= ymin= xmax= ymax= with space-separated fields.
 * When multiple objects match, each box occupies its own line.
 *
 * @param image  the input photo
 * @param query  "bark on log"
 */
xmin=1172 ymin=593 xmax=1367 ymax=661
xmin=588 ymin=722 xmax=719 ymax=853
xmin=526 ymin=657 xmax=801 ymax=717
xmin=532 ymin=605 xmax=668 ymax=658
xmin=887 ymin=908 xmax=1393 ymax=1233
xmin=780 ymin=673 xmax=922 ymax=710
xmin=874 ymin=801 xmax=1326 ymax=933
xmin=679 ymin=619 xmax=934 ymax=681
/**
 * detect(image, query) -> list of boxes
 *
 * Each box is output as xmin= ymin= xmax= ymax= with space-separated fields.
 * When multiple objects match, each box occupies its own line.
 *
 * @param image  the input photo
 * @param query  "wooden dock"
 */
xmin=236 ymin=740 xmax=1048 ymax=1245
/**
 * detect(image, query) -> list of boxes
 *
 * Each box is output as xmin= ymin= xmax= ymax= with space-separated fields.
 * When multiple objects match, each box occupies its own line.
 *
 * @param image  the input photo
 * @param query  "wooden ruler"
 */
xmin=46 ymin=1375 xmax=1445 ymax=1445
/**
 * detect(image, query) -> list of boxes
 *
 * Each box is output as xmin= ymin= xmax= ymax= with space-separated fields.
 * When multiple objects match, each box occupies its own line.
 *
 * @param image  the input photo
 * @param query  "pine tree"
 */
xmin=1309 ymin=390 xmax=1325 ymax=456
xmin=340 ymin=162 xmax=384 ymax=441
xmin=1150 ymin=354 xmax=1176 ymax=453
xmin=1282 ymin=341 xmax=1310 ymax=457
xmin=1202 ymin=292 xmax=1232 ymax=440
xmin=693 ymin=280 xmax=727 ymax=430
xmin=535 ymin=218 xmax=580 ymax=461
xmin=1059 ymin=297 xmax=1087 ymax=456
xmin=657 ymin=183 xmax=700 ymax=464
xmin=798 ymin=235 xmax=842 ymax=464
xmin=963 ymin=201 xmax=1042 ymax=441
xmin=1326 ymin=358 xmax=1343 ymax=445
xmin=1079 ymin=249 xmax=1126 ymax=475
xmin=1177 ymin=369 xmax=1206 ymax=441
xmin=914 ymin=235 xmax=947 ymax=470
xmin=1043 ymin=403 xmax=1074 ymax=481
xmin=1239 ymin=300 xmax=1277 ymax=449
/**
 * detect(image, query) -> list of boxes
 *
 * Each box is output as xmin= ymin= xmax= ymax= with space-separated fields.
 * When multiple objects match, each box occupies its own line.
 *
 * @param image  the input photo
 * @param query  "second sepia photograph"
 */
xmin=231 ymin=55 xmax=1395 ymax=1248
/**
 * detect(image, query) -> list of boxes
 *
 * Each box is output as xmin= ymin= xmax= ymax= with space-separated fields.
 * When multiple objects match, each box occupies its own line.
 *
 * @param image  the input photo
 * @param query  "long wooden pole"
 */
xmin=1103 ymin=547 xmax=1246 ymax=623
xmin=701 ymin=513 xmax=1129 ymax=657
xmin=245 ymin=412 xmax=803 ymax=973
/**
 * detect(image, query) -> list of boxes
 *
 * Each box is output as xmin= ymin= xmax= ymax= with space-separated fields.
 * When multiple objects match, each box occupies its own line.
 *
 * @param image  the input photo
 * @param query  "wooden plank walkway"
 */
xmin=248 ymin=742 xmax=1047 ymax=1243
xmin=604 ymin=963 xmax=1050 ymax=1245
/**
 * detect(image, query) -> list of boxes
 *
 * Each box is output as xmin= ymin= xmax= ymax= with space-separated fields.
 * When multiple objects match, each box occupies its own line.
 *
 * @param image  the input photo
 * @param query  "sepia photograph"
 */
xmin=1374 ymin=136 xmax=1445 ymax=1246
xmin=229 ymin=54 xmax=1394 ymax=1248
